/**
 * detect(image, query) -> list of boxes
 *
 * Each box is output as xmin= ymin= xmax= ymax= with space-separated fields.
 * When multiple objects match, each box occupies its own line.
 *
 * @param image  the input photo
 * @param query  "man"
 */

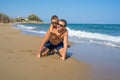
xmin=36 ymin=19 xmax=68 ymax=61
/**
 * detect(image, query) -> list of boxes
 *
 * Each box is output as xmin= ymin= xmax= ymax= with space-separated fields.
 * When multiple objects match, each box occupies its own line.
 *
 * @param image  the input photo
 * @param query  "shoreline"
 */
xmin=69 ymin=42 xmax=120 ymax=80
xmin=13 ymin=23 xmax=120 ymax=48
xmin=0 ymin=23 xmax=90 ymax=80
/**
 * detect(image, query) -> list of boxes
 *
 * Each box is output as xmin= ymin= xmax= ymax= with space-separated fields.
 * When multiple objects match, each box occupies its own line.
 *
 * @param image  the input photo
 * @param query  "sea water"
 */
xmin=13 ymin=23 xmax=120 ymax=48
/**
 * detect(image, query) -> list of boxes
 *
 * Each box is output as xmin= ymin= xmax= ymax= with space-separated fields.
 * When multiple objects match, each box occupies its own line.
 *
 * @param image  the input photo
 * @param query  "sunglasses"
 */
xmin=51 ymin=22 xmax=58 ymax=25
xmin=58 ymin=24 xmax=65 ymax=27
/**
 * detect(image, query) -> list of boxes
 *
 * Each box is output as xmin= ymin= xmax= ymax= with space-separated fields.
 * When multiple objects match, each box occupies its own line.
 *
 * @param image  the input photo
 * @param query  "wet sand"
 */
xmin=0 ymin=23 xmax=90 ymax=80
xmin=69 ymin=42 xmax=120 ymax=80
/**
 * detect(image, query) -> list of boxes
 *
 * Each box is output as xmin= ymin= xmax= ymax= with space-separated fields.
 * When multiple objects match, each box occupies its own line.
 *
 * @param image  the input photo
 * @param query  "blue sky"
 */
xmin=0 ymin=0 xmax=120 ymax=24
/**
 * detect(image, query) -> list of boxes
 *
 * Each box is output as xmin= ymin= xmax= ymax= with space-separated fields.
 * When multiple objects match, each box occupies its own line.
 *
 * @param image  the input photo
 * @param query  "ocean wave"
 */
xmin=67 ymin=27 xmax=120 ymax=47
xmin=13 ymin=24 xmax=46 ymax=34
xmin=14 ymin=24 xmax=36 ymax=30
xmin=27 ymin=30 xmax=46 ymax=34
xmin=13 ymin=24 xmax=120 ymax=48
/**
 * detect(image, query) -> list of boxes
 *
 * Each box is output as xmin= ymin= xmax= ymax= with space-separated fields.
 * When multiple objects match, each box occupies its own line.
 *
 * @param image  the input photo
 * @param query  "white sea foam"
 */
xmin=13 ymin=24 xmax=46 ymax=35
xmin=13 ymin=24 xmax=120 ymax=48
xmin=28 ymin=30 xmax=46 ymax=34
xmin=67 ymin=27 xmax=120 ymax=47
xmin=14 ymin=24 xmax=36 ymax=30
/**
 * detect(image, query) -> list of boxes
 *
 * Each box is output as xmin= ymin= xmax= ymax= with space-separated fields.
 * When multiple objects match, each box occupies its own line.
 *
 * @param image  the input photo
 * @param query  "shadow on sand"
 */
xmin=66 ymin=52 xmax=73 ymax=60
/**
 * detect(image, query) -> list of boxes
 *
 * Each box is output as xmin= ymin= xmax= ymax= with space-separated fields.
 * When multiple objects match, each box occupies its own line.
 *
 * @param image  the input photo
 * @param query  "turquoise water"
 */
xmin=68 ymin=24 xmax=120 ymax=36
xmin=13 ymin=23 xmax=120 ymax=48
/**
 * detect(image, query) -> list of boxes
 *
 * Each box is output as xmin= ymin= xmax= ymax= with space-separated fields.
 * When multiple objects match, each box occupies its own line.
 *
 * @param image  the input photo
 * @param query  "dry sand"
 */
xmin=0 ymin=23 xmax=91 ymax=80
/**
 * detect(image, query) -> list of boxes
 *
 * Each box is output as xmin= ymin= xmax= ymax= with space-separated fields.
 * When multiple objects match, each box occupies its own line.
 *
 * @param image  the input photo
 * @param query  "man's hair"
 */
xmin=51 ymin=15 xmax=58 ymax=20
xmin=59 ymin=19 xmax=67 ymax=27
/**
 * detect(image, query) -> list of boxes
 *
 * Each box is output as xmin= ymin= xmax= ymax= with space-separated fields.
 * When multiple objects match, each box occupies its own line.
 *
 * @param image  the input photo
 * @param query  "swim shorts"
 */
xmin=45 ymin=41 xmax=64 ymax=51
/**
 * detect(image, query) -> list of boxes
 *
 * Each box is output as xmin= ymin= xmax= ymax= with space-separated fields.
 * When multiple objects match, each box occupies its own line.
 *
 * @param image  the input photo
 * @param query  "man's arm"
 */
xmin=37 ymin=30 xmax=50 ymax=53
xmin=63 ymin=31 xmax=68 ymax=58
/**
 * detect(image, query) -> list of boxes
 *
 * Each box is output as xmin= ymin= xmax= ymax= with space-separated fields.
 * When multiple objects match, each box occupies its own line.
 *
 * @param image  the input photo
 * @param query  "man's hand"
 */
xmin=36 ymin=53 xmax=41 ymax=58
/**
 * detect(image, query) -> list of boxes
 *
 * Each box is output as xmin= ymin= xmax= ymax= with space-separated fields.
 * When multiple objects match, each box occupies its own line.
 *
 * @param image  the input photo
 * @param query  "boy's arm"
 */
xmin=49 ymin=24 xmax=53 ymax=32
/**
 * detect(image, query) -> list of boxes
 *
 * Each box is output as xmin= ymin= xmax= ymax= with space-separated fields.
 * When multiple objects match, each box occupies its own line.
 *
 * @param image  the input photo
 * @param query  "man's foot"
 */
xmin=67 ymin=44 xmax=70 ymax=48
xmin=60 ymin=57 xmax=65 ymax=61
xmin=42 ymin=53 xmax=48 ymax=57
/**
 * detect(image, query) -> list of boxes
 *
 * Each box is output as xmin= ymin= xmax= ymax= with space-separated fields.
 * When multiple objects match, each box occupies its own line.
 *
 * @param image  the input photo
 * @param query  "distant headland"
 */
xmin=0 ymin=13 xmax=45 ymax=24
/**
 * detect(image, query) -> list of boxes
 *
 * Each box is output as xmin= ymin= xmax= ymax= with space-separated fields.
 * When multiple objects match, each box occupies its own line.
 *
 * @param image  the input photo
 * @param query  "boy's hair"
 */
xmin=59 ymin=19 xmax=67 ymax=27
xmin=51 ymin=15 xmax=58 ymax=20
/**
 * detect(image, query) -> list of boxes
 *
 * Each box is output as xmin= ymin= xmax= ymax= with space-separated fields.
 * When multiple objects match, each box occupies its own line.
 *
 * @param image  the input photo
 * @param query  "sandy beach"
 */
xmin=0 ymin=23 xmax=90 ymax=80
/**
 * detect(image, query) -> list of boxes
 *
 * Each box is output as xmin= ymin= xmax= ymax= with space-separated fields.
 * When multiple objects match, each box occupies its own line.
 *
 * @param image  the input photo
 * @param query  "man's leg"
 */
xmin=36 ymin=47 xmax=50 ymax=58
xmin=51 ymin=49 xmax=58 ymax=55
xmin=41 ymin=47 xmax=50 ymax=56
